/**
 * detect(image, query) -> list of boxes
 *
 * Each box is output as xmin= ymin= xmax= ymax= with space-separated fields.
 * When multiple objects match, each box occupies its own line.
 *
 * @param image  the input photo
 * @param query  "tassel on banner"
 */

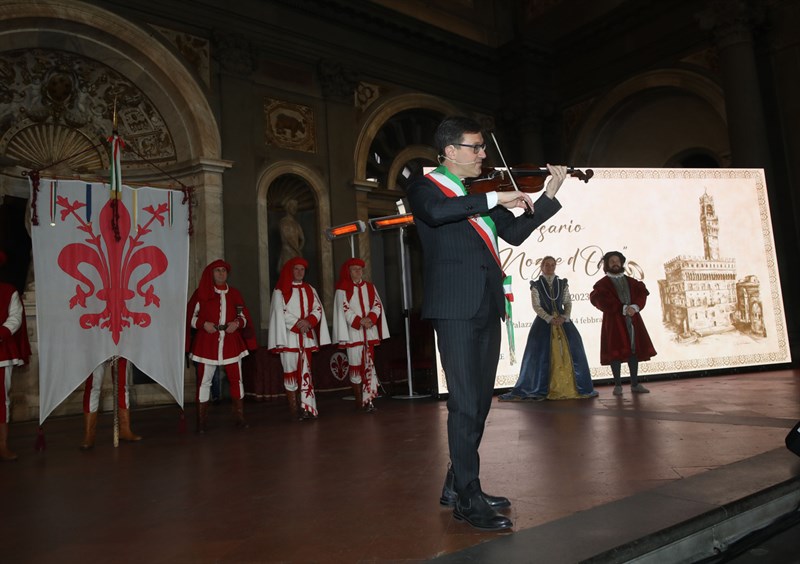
xmin=178 ymin=409 xmax=187 ymax=434
xmin=180 ymin=185 xmax=195 ymax=235
xmin=108 ymin=98 xmax=124 ymax=241
xmin=168 ymin=191 xmax=173 ymax=229
xmin=111 ymin=198 xmax=121 ymax=242
xmin=27 ymin=170 xmax=41 ymax=226
xmin=107 ymin=133 xmax=125 ymax=242
xmin=132 ymin=188 xmax=138 ymax=228
xmin=85 ymin=183 xmax=92 ymax=223
xmin=34 ymin=426 xmax=46 ymax=452
xmin=49 ymin=181 xmax=57 ymax=226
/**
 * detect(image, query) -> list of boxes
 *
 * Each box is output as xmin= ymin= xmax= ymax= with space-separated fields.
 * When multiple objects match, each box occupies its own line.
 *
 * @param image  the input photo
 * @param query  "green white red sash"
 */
xmin=425 ymin=166 xmax=517 ymax=363
xmin=426 ymin=167 xmax=504 ymax=269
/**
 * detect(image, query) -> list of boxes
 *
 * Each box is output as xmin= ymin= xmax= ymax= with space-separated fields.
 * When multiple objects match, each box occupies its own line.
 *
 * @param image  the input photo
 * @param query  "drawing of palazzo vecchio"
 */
xmin=658 ymin=192 xmax=766 ymax=342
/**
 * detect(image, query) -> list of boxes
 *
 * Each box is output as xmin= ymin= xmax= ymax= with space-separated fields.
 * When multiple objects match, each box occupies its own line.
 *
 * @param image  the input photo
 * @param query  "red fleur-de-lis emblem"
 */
xmin=329 ymin=351 xmax=349 ymax=381
xmin=57 ymin=195 xmax=169 ymax=344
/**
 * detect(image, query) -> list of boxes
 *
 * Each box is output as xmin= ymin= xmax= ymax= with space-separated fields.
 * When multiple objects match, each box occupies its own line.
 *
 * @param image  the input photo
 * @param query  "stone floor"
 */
xmin=2 ymin=369 xmax=799 ymax=563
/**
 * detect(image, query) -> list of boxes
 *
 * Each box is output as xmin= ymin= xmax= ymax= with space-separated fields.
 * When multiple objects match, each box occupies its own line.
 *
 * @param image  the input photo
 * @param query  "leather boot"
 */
xmin=118 ymin=408 xmax=142 ymax=442
xmin=232 ymin=397 xmax=249 ymax=428
xmin=79 ymin=412 xmax=98 ymax=450
xmin=453 ymin=479 xmax=513 ymax=531
xmin=439 ymin=464 xmax=511 ymax=508
xmin=286 ymin=390 xmax=302 ymax=421
xmin=197 ymin=401 xmax=209 ymax=434
xmin=0 ymin=423 xmax=18 ymax=461
xmin=351 ymin=383 xmax=363 ymax=411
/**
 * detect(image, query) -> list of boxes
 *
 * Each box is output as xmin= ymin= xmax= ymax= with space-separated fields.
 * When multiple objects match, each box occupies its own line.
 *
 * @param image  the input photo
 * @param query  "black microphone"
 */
xmin=443 ymin=155 xmax=479 ymax=166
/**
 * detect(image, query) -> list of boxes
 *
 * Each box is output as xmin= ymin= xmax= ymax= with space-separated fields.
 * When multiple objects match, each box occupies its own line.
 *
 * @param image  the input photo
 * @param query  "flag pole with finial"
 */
xmin=109 ymin=96 xmax=124 ymax=241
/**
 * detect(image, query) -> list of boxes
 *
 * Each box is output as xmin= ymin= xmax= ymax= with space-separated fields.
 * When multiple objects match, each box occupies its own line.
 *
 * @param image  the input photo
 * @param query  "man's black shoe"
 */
xmin=453 ymin=491 xmax=513 ymax=531
xmin=440 ymin=488 xmax=511 ymax=508
xmin=439 ymin=466 xmax=511 ymax=508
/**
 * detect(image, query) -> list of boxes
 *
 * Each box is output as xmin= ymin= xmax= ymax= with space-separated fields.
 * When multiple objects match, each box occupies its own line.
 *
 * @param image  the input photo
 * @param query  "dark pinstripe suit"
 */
xmin=407 ymin=176 xmax=561 ymax=493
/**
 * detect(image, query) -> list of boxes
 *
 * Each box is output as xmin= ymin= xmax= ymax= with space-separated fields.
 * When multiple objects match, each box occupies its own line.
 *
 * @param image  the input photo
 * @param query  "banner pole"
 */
xmin=111 ymin=356 xmax=119 ymax=448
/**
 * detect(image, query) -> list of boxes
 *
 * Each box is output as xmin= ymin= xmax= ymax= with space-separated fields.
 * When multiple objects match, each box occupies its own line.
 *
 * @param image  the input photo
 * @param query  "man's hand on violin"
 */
xmin=544 ymin=164 xmax=568 ymax=199
xmin=497 ymin=190 xmax=535 ymax=211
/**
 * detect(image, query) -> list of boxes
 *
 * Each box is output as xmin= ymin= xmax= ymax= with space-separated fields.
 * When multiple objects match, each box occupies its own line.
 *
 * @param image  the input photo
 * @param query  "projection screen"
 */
xmin=432 ymin=168 xmax=791 ymax=394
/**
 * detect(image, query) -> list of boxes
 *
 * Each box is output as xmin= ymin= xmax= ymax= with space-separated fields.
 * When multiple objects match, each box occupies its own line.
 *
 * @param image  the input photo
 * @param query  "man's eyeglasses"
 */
xmin=452 ymin=143 xmax=487 ymax=154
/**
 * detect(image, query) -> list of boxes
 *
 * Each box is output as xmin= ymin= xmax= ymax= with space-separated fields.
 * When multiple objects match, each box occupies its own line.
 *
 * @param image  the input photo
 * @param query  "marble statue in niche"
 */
xmin=278 ymin=198 xmax=304 ymax=270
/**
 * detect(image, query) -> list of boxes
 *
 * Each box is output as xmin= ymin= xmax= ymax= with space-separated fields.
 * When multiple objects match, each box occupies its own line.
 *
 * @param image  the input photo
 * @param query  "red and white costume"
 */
xmin=332 ymin=258 xmax=389 ymax=405
xmin=83 ymin=358 xmax=134 ymax=413
xmin=187 ymin=260 xmax=257 ymax=403
xmin=267 ymin=257 xmax=330 ymax=417
xmin=0 ymin=281 xmax=31 ymax=423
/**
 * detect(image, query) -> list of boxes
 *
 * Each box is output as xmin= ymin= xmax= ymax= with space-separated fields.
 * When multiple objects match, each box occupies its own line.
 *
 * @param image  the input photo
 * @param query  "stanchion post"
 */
xmin=393 ymin=224 xmax=429 ymax=399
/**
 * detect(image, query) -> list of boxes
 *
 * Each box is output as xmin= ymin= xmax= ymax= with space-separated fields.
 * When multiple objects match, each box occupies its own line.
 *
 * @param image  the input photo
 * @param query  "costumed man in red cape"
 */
xmin=267 ymin=257 xmax=330 ymax=420
xmin=0 ymin=250 xmax=31 ymax=461
xmin=332 ymin=258 xmax=389 ymax=412
xmin=187 ymin=259 xmax=257 ymax=432
xmin=590 ymin=250 xmax=657 ymax=396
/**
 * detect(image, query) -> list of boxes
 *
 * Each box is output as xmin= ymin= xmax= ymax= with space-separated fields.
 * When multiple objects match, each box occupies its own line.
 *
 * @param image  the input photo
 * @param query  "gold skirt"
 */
xmin=546 ymin=325 xmax=584 ymax=400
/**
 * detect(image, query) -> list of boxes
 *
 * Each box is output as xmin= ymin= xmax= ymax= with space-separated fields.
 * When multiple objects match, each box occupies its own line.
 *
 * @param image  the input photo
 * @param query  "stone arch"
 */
xmin=354 ymin=92 xmax=459 ymax=182
xmin=256 ymin=161 xmax=332 ymax=334
xmin=0 ymin=0 xmax=229 ymax=419
xmin=0 ymin=0 xmax=227 ymax=279
xmin=570 ymin=69 xmax=728 ymax=167
xmin=0 ymin=0 xmax=219 ymax=160
xmin=351 ymin=94 xmax=456 ymax=337
xmin=385 ymin=144 xmax=439 ymax=191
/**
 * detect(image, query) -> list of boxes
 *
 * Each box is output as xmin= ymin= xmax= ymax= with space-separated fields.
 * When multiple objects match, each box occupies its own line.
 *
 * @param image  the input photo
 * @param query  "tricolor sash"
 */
xmin=425 ymin=166 xmax=517 ymax=363
xmin=426 ymin=167 xmax=504 ymax=270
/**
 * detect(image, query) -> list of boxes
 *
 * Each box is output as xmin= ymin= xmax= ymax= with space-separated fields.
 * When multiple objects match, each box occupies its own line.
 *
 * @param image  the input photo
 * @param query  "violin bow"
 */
xmin=489 ymin=131 xmax=532 ymax=213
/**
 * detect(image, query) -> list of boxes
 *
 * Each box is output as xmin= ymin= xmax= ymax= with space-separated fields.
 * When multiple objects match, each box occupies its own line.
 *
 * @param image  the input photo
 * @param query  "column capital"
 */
xmin=697 ymin=0 xmax=766 ymax=49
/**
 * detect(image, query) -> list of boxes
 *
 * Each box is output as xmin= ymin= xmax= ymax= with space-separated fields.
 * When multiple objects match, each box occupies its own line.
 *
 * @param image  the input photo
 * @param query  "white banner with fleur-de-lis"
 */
xmin=31 ymin=179 xmax=189 ymax=423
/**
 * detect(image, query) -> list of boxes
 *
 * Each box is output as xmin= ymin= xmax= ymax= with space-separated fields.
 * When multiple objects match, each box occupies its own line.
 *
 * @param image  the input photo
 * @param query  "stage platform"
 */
xmin=2 ymin=369 xmax=799 ymax=563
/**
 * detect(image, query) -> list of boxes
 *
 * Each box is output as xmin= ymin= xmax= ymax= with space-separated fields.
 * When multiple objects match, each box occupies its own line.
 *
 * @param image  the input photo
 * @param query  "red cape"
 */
xmin=590 ymin=275 xmax=656 ymax=364
xmin=0 ymin=283 xmax=31 ymax=365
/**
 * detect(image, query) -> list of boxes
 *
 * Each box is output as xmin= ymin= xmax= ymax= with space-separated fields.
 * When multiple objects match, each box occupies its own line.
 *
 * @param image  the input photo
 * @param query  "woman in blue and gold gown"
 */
xmin=499 ymin=256 xmax=597 ymax=401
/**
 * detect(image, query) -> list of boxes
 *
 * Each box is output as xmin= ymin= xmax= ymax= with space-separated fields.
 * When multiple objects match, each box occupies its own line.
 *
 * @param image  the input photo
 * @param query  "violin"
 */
xmin=464 ymin=165 xmax=594 ymax=194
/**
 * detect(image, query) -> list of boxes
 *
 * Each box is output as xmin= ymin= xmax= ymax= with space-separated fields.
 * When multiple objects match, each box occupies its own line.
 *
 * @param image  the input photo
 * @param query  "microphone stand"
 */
xmin=393 ymin=225 xmax=429 ymax=400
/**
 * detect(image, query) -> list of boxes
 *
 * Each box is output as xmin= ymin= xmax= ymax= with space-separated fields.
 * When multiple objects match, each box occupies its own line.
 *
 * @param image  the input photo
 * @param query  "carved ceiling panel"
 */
xmin=0 ymin=48 xmax=176 ymax=174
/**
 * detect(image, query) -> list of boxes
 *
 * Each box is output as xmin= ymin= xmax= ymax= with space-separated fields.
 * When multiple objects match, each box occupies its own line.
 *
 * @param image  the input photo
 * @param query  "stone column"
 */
xmin=169 ymin=158 xmax=232 ymax=406
xmin=700 ymin=2 xmax=771 ymax=169
xmin=172 ymin=159 xmax=230 ymax=292
xmin=319 ymin=57 xmax=360 ymax=312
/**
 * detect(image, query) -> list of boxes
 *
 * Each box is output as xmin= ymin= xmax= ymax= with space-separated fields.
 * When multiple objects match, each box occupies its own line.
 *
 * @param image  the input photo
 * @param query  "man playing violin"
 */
xmin=406 ymin=115 xmax=567 ymax=531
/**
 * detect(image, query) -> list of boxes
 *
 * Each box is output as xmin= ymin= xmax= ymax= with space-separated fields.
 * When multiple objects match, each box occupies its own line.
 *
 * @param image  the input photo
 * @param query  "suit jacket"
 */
xmin=407 ymin=175 xmax=562 ymax=320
